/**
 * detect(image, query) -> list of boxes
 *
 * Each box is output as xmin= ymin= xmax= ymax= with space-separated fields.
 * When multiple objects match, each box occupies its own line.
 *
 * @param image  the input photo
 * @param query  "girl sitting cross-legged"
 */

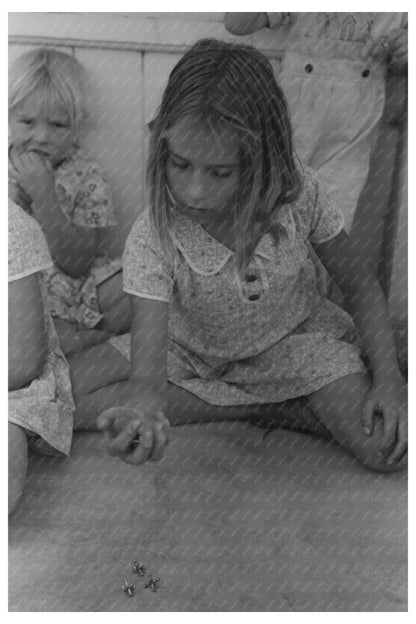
xmin=69 ymin=39 xmax=407 ymax=473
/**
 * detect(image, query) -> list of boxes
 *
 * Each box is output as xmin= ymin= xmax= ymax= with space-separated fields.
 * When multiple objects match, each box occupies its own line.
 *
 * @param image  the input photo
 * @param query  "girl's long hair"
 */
xmin=147 ymin=38 xmax=302 ymax=272
xmin=9 ymin=47 xmax=91 ymax=140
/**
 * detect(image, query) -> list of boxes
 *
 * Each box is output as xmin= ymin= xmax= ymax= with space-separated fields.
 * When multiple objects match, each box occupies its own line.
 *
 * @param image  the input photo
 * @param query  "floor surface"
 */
xmin=9 ymin=422 xmax=407 ymax=612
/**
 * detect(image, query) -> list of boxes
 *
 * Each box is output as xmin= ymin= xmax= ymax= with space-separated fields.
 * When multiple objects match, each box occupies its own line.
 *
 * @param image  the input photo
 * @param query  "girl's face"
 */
xmin=166 ymin=117 xmax=241 ymax=226
xmin=9 ymin=93 xmax=76 ymax=167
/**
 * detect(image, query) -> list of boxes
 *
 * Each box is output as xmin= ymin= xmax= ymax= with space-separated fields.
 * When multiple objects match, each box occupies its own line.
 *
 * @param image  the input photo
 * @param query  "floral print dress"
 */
xmin=109 ymin=167 xmax=366 ymax=406
xmin=8 ymin=199 xmax=74 ymax=456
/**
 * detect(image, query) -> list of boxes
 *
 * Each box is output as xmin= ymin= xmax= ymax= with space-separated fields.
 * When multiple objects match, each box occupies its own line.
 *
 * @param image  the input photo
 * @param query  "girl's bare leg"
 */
xmin=96 ymin=271 xmax=124 ymax=311
xmin=98 ymin=296 xmax=131 ymax=335
xmin=71 ymin=347 xmax=405 ymax=472
xmin=73 ymin=380 xmax=267 ymax=431
xmin=69 ymin=344 xmax=130 ymax=430
xmin=97 ymin=272 xmax=131 ymax=334
xmin=306 ymin=372 xmax=407 ymax=472
xmin=70 ymin=345 xmax=314 ymax=431
xmin=9 ymin=423 xmax=28 ymax=514
xmin=54 ymin=318 xmax=111 ymax=356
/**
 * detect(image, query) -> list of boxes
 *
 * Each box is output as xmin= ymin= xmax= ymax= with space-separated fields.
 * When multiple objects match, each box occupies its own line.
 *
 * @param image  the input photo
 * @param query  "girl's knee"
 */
xmin=8 ymin=423 xmax=28 ymax=513
xmin=308 ymin=374 xmax=407 ymax=473
xmin=69 ymin=343 xmax=130 ymax=401
xmin=347 ymin=417 xmax=406 ymax=473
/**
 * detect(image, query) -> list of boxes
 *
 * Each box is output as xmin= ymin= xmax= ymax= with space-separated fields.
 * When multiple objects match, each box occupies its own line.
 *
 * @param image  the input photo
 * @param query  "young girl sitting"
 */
xmin=8 ymin=48 xmax=130 ymax=355
xmin=69 ymin=39 xmax=407 ymax=473
xmin=8 ymin=198 xmax=74 ymax=513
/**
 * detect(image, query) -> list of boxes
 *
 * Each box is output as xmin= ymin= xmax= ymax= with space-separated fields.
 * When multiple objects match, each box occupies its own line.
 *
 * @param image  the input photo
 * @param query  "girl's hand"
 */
xmin=12 ymin=152 xmax=55 ymax=203
xmin=96 ymin=406 xmax=170 ymax=465
xmin=361 ymin=377 xmax=407 ymax=467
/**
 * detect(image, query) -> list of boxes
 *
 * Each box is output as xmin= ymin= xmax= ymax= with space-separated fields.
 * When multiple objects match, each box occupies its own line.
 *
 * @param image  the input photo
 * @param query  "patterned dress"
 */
xmin=109 ymin=168 xmax=366 ymax=406
xmin=9 ymin=147 xmax=122 ymax=329
xmin=8 ymin=199 xmax=74 ymax=456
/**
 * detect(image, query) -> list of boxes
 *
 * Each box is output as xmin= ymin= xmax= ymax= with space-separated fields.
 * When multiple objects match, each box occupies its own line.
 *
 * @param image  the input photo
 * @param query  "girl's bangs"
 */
xmin=37 ymin=81 xmax=74 ymax=120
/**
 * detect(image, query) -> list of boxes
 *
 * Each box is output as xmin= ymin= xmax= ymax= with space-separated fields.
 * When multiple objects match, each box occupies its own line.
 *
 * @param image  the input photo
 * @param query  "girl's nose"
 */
xmin=186 ymin=171 xmax=208 ymax=201
xmin=33 ymin=123 xmax=50 ymax=143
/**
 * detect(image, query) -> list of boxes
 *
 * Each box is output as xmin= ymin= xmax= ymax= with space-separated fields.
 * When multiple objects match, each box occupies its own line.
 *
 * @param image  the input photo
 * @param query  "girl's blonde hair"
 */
xmin=9 ymin=47 xmax=91 ymax=139
xmin=147 ymin=38 xmax=302 ymax=272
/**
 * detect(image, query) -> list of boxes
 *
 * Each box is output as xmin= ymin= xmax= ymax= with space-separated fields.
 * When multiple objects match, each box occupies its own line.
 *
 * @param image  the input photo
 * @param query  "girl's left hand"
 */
xmin=361 ymin=376 xmax=408 ymax=466
xmin=12 ymin=152 xmax=55 ymax=203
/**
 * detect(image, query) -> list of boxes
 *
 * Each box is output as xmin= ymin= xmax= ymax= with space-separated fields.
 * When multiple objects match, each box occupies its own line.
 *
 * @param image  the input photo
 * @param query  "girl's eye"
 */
xmin=19 ymin=118 xmax=33 ymax=126
xmin=51 ymin=121 xmax=68 ymax=129
xmin=170 ymin=158 xmax=188 ymax=171
xmin=210 ymin=168 xmax=234 ymax=179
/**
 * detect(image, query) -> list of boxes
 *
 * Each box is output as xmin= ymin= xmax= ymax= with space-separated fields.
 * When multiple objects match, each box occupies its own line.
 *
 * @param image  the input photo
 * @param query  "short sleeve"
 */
xmin=8 ymin=199 xmax=53 ymax=282
xmin=291 ymin=168 xmax=344 ymax=244
xmin=122 ymin=208 xmax=174 ymax=302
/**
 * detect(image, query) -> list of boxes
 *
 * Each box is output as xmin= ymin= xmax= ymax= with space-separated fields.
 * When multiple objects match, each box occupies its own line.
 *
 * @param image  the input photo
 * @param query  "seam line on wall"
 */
xmin=8 ymin=35 xmax=284 ymax=59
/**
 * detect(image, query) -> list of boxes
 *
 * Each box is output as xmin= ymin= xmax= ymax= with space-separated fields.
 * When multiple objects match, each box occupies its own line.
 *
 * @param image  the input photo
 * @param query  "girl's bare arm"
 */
xmin=313 ymin=229 xmax=400 ymax=382
xmin=12 ymin=152 xmax=97 ymax=278
xmin=8 ymin=274 xmax=47 ymax=390
xmin=125 ymin=295 xmax=169 ymax=412
xmin=34 ymin=190 xmax=98 ymax=278
xmin=96 ymin=295 xmax=170 ymax=465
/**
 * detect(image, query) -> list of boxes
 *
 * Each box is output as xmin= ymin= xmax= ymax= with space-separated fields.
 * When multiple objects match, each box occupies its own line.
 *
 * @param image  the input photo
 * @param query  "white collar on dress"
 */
xmin=170 ymin=211 xmax=276 ymax=276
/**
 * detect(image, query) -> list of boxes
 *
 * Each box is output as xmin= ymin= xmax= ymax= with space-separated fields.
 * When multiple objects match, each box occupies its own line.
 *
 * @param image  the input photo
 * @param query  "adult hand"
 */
xmin=387 ymin=28 xmax=408 ymax=74
xmin=365 ymin=29 xmax=407 ymax=74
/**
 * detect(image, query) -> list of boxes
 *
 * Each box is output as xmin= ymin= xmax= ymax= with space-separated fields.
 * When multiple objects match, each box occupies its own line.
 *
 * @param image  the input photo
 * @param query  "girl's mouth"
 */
xmin=180 ymin=203 xmax=212 ymax=215
xmin=183 ymin=207 xmax=215 ymax=222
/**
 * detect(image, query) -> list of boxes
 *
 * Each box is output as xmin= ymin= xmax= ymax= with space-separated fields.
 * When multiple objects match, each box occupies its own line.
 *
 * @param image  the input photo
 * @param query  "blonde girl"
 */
xmin=9 ymin=48 xmax=130 ymax=355
xmin=70 ymin=39 xmax=407 ymax=472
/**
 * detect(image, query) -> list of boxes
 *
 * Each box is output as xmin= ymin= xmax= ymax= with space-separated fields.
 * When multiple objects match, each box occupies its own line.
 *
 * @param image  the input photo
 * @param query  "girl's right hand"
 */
xmin=12 ymin=152 xmax=55 ymax=203
xmin=96 ymin=406 xmax=170 ymax=465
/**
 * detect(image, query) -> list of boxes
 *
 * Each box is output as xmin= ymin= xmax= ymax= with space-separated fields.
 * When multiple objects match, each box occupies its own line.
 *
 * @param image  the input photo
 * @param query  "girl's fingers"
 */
xmin=360 ymin=397 xmax=375 ymax=436
xmin=149 ymin=411 xmax=170 ymax=461
xmin=126 ymin=417 xmax=169 ymax=464
xmin=148 ymin=421 xmax=169 ymax=462
xmin=107 ymin=418 xmax=141 ymax=456
xmin=380 ymin=406 xmax=398 ymax=451
xmin=96 ymin=407 xmax=120 ymax=431
xmin=386 ymin=438 xmax=407 ymax=466
xmin=386 ymin=416 xmax=408 ymax=466
xmin=97 ymin=406 xmax=141 ymax=432
xmin=124 ymin=421 xmax=155 ymax=465
xmin=397 ymin=449 xmax=408 ymax=468
xmin=124 ymin=415 xmax=169 ymax=465
xmin=97 ymin=407 xmax=169 ymax=464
